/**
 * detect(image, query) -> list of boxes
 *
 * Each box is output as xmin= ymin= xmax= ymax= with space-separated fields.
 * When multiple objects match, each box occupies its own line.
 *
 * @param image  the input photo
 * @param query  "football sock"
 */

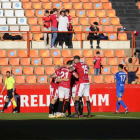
xmin=58 ymin=101 xmax=63 ymax=113
xmin=120 ymin=100 xmax=127 ymax=109
xmin=86 ymin=101 xmax=91 ymax=115
xmin=3 ymin=102 xmax=8 ymax=111
xmin=68 ymin=101 xmax=71 ymax=115
xmin=54 ymin=99 xmax=59 ymax=113
xmin=75 ymin=100 xmax=79 ymax=115
xmin=49 ymin=103 xmax=54 ymax=114
xmin=79 ymin=101 xmax=83 ymax=115
xmin=116 ymin=101 xmax=120 ymax=111
xmin=64 ymin=101 xmax=69 ymax=113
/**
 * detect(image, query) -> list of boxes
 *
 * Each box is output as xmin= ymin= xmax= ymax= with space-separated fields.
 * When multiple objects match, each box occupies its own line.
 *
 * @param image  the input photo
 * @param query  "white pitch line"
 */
xmin=96 ymin=115 xmax=140 ymax=119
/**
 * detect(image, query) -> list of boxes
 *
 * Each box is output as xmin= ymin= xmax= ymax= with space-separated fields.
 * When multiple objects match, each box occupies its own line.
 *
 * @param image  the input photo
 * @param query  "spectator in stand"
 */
xmin=65 ymin=9 xmax=73 ymax=48
xmin=87 ymin=22 xmax=100 ymax=49
xmin=42 ymin=10 xmax=51 ymax=49
xmin=123 ymin=52 xmax=139 ymax=84
xmin=93 ymin=51 xmax=101 ymax=75
xmin=50 ymin=11 xmax=53 ymax=15
xmin=57 ymin=10 xmax=69 ymax=49
xmin=132 ymin=76 xmax=139 ymax=84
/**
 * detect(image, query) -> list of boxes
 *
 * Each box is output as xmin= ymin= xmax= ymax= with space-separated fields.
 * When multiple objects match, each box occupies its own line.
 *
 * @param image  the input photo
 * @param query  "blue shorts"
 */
xmin=116 ymin=88 xmax=124 ymax=98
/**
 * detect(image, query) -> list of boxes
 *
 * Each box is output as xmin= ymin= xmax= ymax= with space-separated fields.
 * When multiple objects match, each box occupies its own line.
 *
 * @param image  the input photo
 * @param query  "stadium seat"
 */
xmin=51 ymin=50 xmax=61 ymax=57
xmin=28 ymin=18 xmax=38 ymax=25
xmin=103 ymin=2 xmax=112 ymax=9
xmin=76 ymin=10 xmax=86 ymax=17
xmin=87 ymin=10 xmax=96 ymax=17
xmin=0 ymin=76 xmax=2 ymax=84
xmin=35 ymin=67 xmax=45 ymax=75
xmin=30 ymin=0 xmax=40 ymax=2
xmin=64 ymin=58 xmax=73 ymax=64
xmin=23 ymin=2 xmax=32 ymax=9
xmin=26 ymin=76 xmax=37 ymax=84
xmin=43 ymin=58 xmax=53 ymax=66
xmin=97 ymin=10 xmax=106 ymax=17
xmin=54 ymin=58 xmax=63 ymax=65
xmin=43 ymin=3 xmax=52 ymax=9
xmin=119 ymin=58 xmax=126 ymax=66
xmin=108 ymin=33 xmax=117 ymax=41
xmin=38 ymin=18 xmax=43 ymax=25
xmin=70 ymin=0 xmax=80 ymax=2
xmin=100 ymin=0 xmax=109 ymax=2
xmin=5 ymin=10 xmax=14 ymax=17
xmin=90 ymin=18 xmax=99 ymax=24
xmin=73 ymin=3 xmax=83 ymax=9
xmin=9 ymin=58 xmax=20 ymax=66
xmin=24 ymin=67 xmax=34 ymax=75
xmin=97 ymin=25 xmax=103 ymax=31
xmin=101 ymin=67 xmax=111 ymax=74
xmin=18 ymin=50 xmax=28 ymax=57
xmin=93 ymin=3 xmax=103 ymax=9
xmin=21 ymin=58 xmax=31 ymax=65
xmin=133 ymin=58 xmax=139 ymax=66
xmin=94 ymin=75 xmax=104 ymax=83
xmin=135 ymin=67 xmax=140 ymax=74
xmin=87 ymin=58 xmax=94 ymax=66
xmin=83 ymin=50 xmax=93 ymax=57
xmin=46 ymin=67 xmax=55 ymax=75
xmin=114 ymin=26 xmax=123 ymax=31
xmin=23 ymin=33 xmax=32 ymax=41
xmin=69 ymin=10 xmax=76 ymax=17
xmin=108 ymin=58 xmax=118 ymax=65
xmin=40 ymin=50 xmax=50 ymax=58
xmin=105 ymin=50 xmax=115 ymax=57
xmin=31 ymin=26 xmax=40 ymax=31
xmin=38 ymin=76 xmax=48 ymax=84
xmin=0 ymin=50 xmax=6 ymax=57
xmin=94 ymin=50 xmax=104 ymax=57
xmin=63 ymin=3 xmax=73 ymax=9
xmin=73 ymin=26 xmax=82 ymax=31
xmin=80 ymin=18 xmax=89 ymax=25
xmin=7 ymin=50 xmax=17 ymax=57
xmin=0 ymin=58 xmax=9 ymax=66
xmin=115 ymin=50 xmax=125 ymax=57
xmin=15 ymin=76 xmax=25 ymax=84
xmin=101 ymin=58 xmax=107 ymax=65
xmin=118 ymin=33 xmax=127 ymax=41
xmin=36 ymin=10 xmax=44 ymax=17
xmin=34 ymin=33 xmax=43 ymax=40
xmin=111 ymin=18 xmax=120 ymax=25
xmin=76 ymin=33 xmax=86 ymax=41
xmin=90 ymin=0 xmax=100 ymax=2
xmin=104 ymin=26 xmax=114 ymax=31
xmin=88 ymin=75 xmax=93 ymax=83
xmin=20 ymin=0 xmax=30 ymax=1
xmin=12 ymin=67 xmax=23 ymax=75
xmin=100 ymin=18 xmax=110 ymax=25
xmin=73 ymin=50 xmax=83 ymax=57
xmin=105 ymin=76 xmax=114 ymax=83
xmin=112 ymin=67 xmax=118 ymax=74
xmin=62 ymin=50 xmax=72 ymax=57
xmin=107 ymin=10 xmax=116 ymax=17
xmin=31 ymin=58 xmax=41 ymax=66
xmin=25 ymin=10 xmax=35 ymax=17
xmin=60 ymin=0 xmax=70 ymax=2
xmin=72 ymin=18 xmax=79 ymax=25
xmin=80 ymin=58 xmax=85 ymax=63
xmin=1 ymin=67 xmax=11 ymax=75
xmin=83 ymin=3 xmax=92 ymax=9
xmin=33 ymin=2 xmax=42 ymax=9
xmin=89 ymin=67 xmax=94 ymax=74
xmin=30 ymin=50 xmax=39 ymax=57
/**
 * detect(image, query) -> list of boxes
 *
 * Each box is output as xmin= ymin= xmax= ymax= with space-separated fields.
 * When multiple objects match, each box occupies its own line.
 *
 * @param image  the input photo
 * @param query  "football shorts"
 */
xmin=116 ymin=88 xmax=124 ymax=98
xmin=76 ymin=83 xmax=90 ymax=97
xmin=72 ymin=85 xmax=77 ymax=98
xmin=6 ymin=89 xmax=13 ymax=99
xmin=50 ymin=85 xmax=58 ymax=100
xmin=58 ymin=86 xmax=70 ymax=99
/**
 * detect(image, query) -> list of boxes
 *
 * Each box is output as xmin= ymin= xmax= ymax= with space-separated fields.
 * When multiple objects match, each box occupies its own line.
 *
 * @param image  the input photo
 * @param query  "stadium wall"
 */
xmin=0 ymin=84 xmax=140 ymax=113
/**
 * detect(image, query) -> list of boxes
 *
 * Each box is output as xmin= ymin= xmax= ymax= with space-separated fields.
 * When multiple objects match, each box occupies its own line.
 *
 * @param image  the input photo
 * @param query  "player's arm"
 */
xmin=56 ymin=77 xmax=69 ymax=82
xmin=0 ymin=84 xmax=6 ymax=95
xmin=51 ymin=73 xmax=57 ymax=78
xmin=123 ymin=56 xmax=128 ymax=65
xmin=73 ymin=73 xmax=79 ymax=79
xmin=57 ymin=7 xmax=64 ymax=17
xmin=133 ymin=52 xmax=139 ymax=64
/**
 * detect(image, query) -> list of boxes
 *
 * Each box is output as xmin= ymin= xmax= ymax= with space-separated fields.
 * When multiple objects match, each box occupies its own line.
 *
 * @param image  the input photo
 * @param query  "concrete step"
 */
xmin=115 ymin=9 xmax=140 ymax=14
xmin=110 ymin=0 xmax=135 ymax=2
xmin=116 ymin=13 xmax=140 ymax=17
xmin=112 ymin=6 xmax=138 ymax=9
xmin=111 ymin=2 xmax=136 ymax=6
xmin=119 ymin=17 xmax=140 ymax=24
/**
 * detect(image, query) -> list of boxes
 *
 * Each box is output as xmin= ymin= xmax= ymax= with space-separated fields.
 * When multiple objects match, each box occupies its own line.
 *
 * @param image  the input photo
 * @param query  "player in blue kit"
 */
xmin=115 ymin=64 xmax=129 ymax=114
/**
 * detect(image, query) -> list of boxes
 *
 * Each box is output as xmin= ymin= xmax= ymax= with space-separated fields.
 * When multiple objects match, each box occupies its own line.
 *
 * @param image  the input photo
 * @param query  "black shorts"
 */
xmin=6 ymin=89 xmax=13 ymax=100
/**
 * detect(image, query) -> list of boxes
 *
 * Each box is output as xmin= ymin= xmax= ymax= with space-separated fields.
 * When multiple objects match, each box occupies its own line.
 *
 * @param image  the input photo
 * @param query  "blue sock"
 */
xmin=116 ymin=101 xmax=120 ymax=111
xmin=120 ymin=100 xmax=127 ymax=109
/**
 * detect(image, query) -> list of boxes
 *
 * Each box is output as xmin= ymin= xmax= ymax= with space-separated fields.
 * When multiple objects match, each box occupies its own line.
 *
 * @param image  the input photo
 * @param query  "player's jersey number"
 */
xmin=82 ymin=65 xmax=88 ymax=74
xmin=61 ymin=71 xmax=68 ymax=78
xmin=120 ymin=75 xmax=126 ymax=82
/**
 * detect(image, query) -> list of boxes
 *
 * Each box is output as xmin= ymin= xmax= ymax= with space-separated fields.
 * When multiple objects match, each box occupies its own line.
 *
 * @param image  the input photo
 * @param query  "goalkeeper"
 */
xmin=0 ymin=71 xmax=16 ymax=113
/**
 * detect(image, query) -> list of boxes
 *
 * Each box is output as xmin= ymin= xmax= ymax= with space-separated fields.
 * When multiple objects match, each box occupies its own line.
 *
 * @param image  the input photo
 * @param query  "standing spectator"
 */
xmin=123 ymin=52 xmax=139 ymax=84
xmin=57 ymin=10 xmax=69 ymax=49
xmin=93 ymin=51 xmax=101 ymax=75
xmin=65 ymin=9 xmax=73 ymax=48
xmin=132 ymin=76 xmax=139 ymax=84
xmin=50 ymin=8 xmax=59 ymax=48
xmin=42 ymin=10 xmax=51 ymax=49
xmin=87 ymin=22 xmax=100 ymax=49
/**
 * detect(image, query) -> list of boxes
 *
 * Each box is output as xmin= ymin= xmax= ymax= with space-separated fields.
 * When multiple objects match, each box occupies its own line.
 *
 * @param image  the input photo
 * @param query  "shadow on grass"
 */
xmin=0 ymin=119 xmax=140 ymax=139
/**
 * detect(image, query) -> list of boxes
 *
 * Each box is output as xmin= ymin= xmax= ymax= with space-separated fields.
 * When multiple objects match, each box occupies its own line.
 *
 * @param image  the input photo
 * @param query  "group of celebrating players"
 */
xmin=49 ymin=55 xmax=91 ymax=118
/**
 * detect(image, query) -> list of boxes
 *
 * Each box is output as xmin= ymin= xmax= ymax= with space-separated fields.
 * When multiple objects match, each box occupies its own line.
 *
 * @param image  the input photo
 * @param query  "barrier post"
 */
xmin=27 ymin=31 xmax=30 ymax=57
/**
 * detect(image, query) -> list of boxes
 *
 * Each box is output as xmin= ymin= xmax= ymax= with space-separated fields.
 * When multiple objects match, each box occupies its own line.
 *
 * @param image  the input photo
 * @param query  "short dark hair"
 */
xmin=53 ymin=8 xmax=58 ymax=13
xmin=60 ymin=10 xmax=65 ymax=15
xmin=6 ymin=71 xmax=10 ymax=74
xmin=65 ymin=9 xmax=70 ymax=13
xmin=50 ymin=11 xmax=53 ymax=14
xmin=128 ymin=58 xmax=132 ymax=63
xmin=118 ymin=64 xmax=124 ymax=69
xmin=67 ymin=60 xmax=72 ymax=65
xmin=74 ymin=55 xmax=80 ymax=60
xmin=45 ymin=10 xmax=49 ymax=13
xmin=93 ymin=22 xmax=98 ymax=25
xmin=96 ymin=51 xmax=100 ymax=54
xmin=135 ymin=76 xmax=139 ymax=79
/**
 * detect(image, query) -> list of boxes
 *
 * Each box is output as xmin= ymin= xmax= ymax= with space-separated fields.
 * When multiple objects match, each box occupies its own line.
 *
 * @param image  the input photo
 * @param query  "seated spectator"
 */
xmin=87 ymin=22 xmax=100 ymax=49
xmin=93 ymin=51 xmax=101 ymax=75
xmin=123 ymin=52 xmax=139 ymax=84
xmin=132 ymin=76 xmax=139 ymax=84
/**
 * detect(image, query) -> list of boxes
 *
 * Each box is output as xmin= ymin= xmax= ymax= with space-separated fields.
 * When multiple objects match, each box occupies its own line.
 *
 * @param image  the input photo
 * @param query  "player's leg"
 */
xmin=79 ymin=97 xmax=83 ymax=117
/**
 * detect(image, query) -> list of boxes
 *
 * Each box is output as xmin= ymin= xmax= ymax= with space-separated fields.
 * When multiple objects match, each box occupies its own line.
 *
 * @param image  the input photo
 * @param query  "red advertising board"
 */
xmin=0 ymin=84 xmax=140 ymax=113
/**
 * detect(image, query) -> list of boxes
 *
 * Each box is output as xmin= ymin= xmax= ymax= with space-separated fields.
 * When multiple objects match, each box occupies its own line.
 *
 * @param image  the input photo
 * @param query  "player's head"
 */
xmin=54 ymin=65 xmax=60 ymax=71
xmin=96 ymin=51 xmax=100 ymax=57
xmin=74 ymin=55 xmax=80 ymax=63
xmin=50 ymin=10 xmax=53 ymax=15
xmin=71 ymin=60 xmax=75 ymax=65
xmin=93 ymin=22 xmax=98 ymax=27
xmin=128 ymin=58 xmax=132 ymax=63
xmin=6 ymin=71 xmax=10 ymax=78
xmin=53 ymin=8 xmax=58 ymax=14
xmin=65 ymin=9 xmax=69 ymax=16
xmin=45 ymin=10 xmax=49 ymax=16
xmin=118 ymin=64 xmax=124 ymax=71
xmin=60 ymin=10 xmax=65 ymax=17
xmin=135 ymin=76 xmax=139 ymax=82
xmin=66 ymin=60 xmax=72 ymax=68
